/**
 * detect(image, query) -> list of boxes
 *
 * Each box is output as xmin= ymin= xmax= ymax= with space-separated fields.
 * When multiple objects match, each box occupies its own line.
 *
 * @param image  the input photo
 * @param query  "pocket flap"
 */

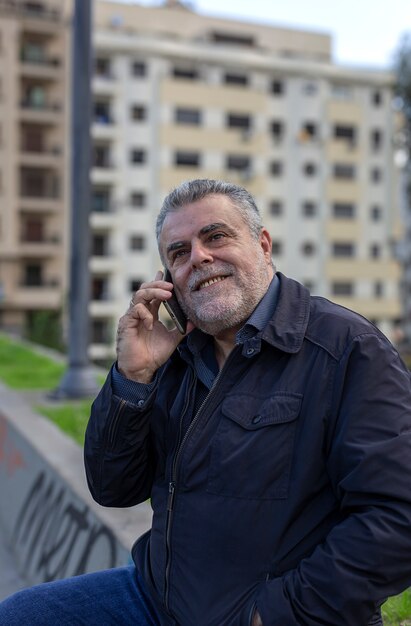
xmin=221 ymin=392 xmax=302 ymax=430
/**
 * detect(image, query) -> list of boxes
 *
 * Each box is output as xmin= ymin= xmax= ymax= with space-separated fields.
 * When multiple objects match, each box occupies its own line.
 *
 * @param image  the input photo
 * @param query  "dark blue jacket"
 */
xmin=84 ymin=274 xmax=411 ymax=625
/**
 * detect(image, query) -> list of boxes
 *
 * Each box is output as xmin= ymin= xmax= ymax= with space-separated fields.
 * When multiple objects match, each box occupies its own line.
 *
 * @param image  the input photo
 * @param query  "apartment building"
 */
xmin=0 ymin=0 xmax=402 ymax=361
xmin=0 ymin=0 xmax=70 ymax=337
xmin=88 ymin=0 xmax=402 ymax=360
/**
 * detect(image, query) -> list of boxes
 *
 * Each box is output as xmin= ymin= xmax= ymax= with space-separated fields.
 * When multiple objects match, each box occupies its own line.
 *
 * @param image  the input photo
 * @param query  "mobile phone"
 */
xmin=163 ymin=269 xmax=187 ymax=334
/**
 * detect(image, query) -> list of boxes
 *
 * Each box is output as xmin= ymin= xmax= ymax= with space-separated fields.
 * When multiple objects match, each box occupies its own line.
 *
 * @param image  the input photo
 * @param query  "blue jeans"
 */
xmin=0 ymin=566 xmax=160 ymax=625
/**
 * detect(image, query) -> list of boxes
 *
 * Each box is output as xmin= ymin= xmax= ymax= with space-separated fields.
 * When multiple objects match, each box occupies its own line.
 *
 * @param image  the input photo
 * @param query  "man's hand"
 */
xmin=251 ymin=609 xmax=263 ymax=626
xmin=116 ymin=270 xmax=192 ymax=383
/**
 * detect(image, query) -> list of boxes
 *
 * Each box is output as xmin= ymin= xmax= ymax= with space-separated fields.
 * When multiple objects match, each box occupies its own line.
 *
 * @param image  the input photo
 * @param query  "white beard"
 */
xmin=178 ymin=254 xmax=272 ymax=336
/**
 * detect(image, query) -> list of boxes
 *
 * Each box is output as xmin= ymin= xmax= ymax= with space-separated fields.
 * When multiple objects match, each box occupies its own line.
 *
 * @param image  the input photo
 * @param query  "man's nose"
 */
xmin=190 ymin=241 xmax=213 ymax=268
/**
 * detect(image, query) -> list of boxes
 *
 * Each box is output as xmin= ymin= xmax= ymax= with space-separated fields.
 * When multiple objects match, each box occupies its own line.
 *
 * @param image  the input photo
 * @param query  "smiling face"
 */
xmin=159 ymin=194 xmax=274 ymax=337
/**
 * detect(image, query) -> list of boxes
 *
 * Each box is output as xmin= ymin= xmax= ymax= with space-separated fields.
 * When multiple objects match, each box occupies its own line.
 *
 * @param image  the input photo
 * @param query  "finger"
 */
xmin=130 ymin=286 xmax=172 ymax=308
xmin=133 ymin=303 xmax=154 ymax=330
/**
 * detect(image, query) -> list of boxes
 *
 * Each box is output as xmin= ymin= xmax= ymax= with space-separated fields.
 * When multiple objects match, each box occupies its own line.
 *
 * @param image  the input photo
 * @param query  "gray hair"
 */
xmin=156 ymin=179 xmax=263 ymax=246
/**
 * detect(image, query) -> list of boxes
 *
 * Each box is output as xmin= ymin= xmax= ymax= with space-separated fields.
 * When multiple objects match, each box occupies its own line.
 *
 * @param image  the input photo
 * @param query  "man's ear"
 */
xmin=260 ymin=228 xmax=273 ymax=264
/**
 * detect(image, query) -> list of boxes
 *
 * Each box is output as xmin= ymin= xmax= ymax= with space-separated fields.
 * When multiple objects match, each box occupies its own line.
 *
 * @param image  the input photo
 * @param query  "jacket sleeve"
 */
xmin=256 ymin=332 xmax=411 ymax=626
xmin=84 ymin=366 xmax=161 ymax=507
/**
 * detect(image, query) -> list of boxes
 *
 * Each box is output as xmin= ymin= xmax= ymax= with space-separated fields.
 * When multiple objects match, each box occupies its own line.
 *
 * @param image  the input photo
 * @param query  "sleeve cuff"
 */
xmin=111 ymin=363 xmax=158 ymax=405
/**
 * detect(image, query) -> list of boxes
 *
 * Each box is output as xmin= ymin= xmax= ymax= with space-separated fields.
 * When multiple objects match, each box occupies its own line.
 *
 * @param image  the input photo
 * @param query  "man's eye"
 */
xmin=210 ymin=233 xmax=225 ymax=241
xmin=173 ymin=249 xmax=188 ymax=260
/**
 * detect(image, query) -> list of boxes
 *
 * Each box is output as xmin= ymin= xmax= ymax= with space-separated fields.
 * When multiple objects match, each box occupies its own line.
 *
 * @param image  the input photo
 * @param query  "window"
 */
xmin=371 ymin=167 xmax=382 ymax=183
xmin=21 ymin=216 xmax=44 ymax=242
xmin=24 ymin=263 xmax=43 ymax=286
xmin=370 ymin=205 xmax=382 ymax=221
xmin=270 ymin=120 xmax=284 ymax=140
xmin=271 ymin=79 xmax=284 ymax=95
xmin=302 ymin=242 xmax=316 ymax=256
xmin=92 ymin=277 xmax=109 ymax=301
xmin=226 ymin=155 xmax=251 ymax=171
xmin=224 ymin=73 xmax=248 ymax=86
xmin=372 ymin=90 xmax=382 ymax=106
xmin=332 ymin=242 xmax=355 ymax=257
xmin=270 ymin=161 xmax=283 ymax=176
xmin=92 ymin=234 xmax=109 ymax=256
xmin=271 ymin=241 xmax=282 ymax=255
xmin=331 ymin=83 xmax=353 ymax=100
xmin=301 ymin=122 xmax=317 ymax=140
xmin=334 ymin=124 xmax=356 ymax=144
xmin=333 ymin=164 xmax=356 ymax=179
xmin=129 ymin=279 xmax=144 ymax=293
xmin=173 ymin=67 xmax=198 ymax=80
xmin=130 ymin=149 xmax=146 ymax=164
xmin=370 ymin=243 xmax=381 ymax=258
xmin=269 ymin=201 xmax=283 ymax=216
xmin=91 ymin=319 xmax=111 ymax=344
xmin=227 ymin=114 xmax=251 ymax=130
xmin=132 ymin=61 xmax=146 ymax=77
xmin=92 ymin=189 xmax=111 ymax=212
xmin=303 ymin=162 xmax=317 ymax=177
xmin=302 ymin=202 xmax=317 ymax=217
xmin=130 ymin=235 xmax=146 ymax=251
xmin=93 ymin=145 xmax=111 ymax=168
xmin=175 ymin=151 xmax=200 ymax=167
xmin=95 ymin=57 xmax=112 ymax=78
xmin=303 ymin=82 xmax=318 ymax=95
xmin=371 ymin=129 xmax=382 ymax=151
xmin=374 ymin=281 xmax=383 ymax=298
xmin=333 ymin=203 xmax=355 ymax=218
xmin=130 ymin=191 xmax=146 ymax=208
xmin=211 ymin=32 xmax=255 ymax=47
xmin=332 ymin=282 xmax=354 ymax=296
xmin=131 ymin=105 xmax=146 ymax=121
xmin=175 ymin=108 xmax=201 ymax=125
xmin=94 ymin=101 xmax=112 ymax=124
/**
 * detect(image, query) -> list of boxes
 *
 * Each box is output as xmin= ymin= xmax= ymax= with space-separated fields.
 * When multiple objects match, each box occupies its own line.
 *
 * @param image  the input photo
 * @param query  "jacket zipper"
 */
xmin=163 ymin=347 xmax=240 ymax=615
xmin=164 ymin=371 xmax=196 ymax=614
xmin=107 ymin=398 xmax=127 ymax=446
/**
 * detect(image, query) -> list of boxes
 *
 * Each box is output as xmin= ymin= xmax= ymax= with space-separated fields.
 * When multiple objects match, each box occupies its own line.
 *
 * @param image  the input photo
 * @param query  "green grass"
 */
xmin=0 ymin=333 xmax=100 ymax=446
xmin=382 ymin=589 xmax=411 ymax=625
xmin=36 ymin=400 xmax=93 ymax=446
xmin=0 ymin=333 xmax=65 ymax=390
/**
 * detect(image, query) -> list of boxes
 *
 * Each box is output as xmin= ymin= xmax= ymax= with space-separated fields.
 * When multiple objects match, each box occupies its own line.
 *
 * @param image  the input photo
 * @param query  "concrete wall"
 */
xmin=0 ymin=382 xmax=151 ymax=587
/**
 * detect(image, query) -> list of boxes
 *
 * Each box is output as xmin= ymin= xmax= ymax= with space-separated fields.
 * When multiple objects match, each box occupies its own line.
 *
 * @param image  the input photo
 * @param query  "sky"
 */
xmin=110 ymin=0 xmax=411 ymax=69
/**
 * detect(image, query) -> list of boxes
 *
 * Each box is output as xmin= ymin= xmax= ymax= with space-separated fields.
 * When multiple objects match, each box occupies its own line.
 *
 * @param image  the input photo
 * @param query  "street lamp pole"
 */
xmin=52 ymin=0 xmax=99 ymax=399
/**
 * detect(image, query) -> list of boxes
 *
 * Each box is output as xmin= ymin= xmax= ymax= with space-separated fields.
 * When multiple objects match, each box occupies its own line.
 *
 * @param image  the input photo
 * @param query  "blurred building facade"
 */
xmin=89 ymin=0 xmax=402 ymax=360
xmin=0 ymin=0 xmax=404 ymax=361
xmin=0 ymin=0 xmax=70 ymax=338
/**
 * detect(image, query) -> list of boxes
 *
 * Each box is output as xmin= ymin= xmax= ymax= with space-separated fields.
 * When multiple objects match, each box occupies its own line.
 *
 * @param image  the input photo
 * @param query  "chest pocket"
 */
xmin=207 ymin=392 xmax=302 ymax=500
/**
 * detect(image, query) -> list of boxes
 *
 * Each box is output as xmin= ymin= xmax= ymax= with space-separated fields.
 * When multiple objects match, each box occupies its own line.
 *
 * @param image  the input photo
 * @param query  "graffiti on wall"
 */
xmin=0 ymin=417 xmax=26 ymax=476
xmin=12 ymin=471 xmax=119 ymax=581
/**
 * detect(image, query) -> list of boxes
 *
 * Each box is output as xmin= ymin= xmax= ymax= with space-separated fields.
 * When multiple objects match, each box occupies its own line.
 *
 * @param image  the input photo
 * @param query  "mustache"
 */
xmin=187 ymin=264 xmax=234 ymax=291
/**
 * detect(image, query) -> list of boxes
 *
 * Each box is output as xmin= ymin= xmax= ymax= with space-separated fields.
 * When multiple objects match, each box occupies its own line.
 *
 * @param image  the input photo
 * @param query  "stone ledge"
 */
xmin=0 ymin=382 xmax=151 ymax=586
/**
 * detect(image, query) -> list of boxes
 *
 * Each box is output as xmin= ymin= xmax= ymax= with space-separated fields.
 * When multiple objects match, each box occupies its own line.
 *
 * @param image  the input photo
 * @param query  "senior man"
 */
xmin=1 ymin=178 xmax=411 ymax=626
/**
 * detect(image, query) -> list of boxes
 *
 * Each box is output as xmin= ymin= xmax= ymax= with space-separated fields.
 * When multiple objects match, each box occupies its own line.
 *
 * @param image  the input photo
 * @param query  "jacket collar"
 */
xmin=260 ymin=272 xmax=310 ymax=354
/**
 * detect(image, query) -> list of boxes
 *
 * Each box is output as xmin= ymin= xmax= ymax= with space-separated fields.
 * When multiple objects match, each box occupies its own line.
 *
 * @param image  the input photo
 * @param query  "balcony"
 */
xmin=20 ymin=98 xmax=62 ymax=123
xmin=19 ymin=196 xmax=63 ymax=213
xmin=19 ymin=145 xmax=63 ymax=168
xmin=19 ymin=234 xmax=61 ymax=257
xmin=20 ymin=46 xmax=61 ymax=79
xmin=0 ymin=2 xmax=62 ymax=23
xmin=20 ymin=169 xmax=60 ymax=202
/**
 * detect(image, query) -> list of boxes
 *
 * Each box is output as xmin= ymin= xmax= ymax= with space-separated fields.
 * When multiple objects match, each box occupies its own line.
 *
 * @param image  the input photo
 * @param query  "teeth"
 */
xmin=199 ymin=276 xmax=226 ymax=290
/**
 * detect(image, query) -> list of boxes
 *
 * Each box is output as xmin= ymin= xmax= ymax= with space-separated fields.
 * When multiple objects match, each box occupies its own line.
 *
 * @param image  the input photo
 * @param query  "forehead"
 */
xmin=160 ymin=194 xmax=245 ymax=243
